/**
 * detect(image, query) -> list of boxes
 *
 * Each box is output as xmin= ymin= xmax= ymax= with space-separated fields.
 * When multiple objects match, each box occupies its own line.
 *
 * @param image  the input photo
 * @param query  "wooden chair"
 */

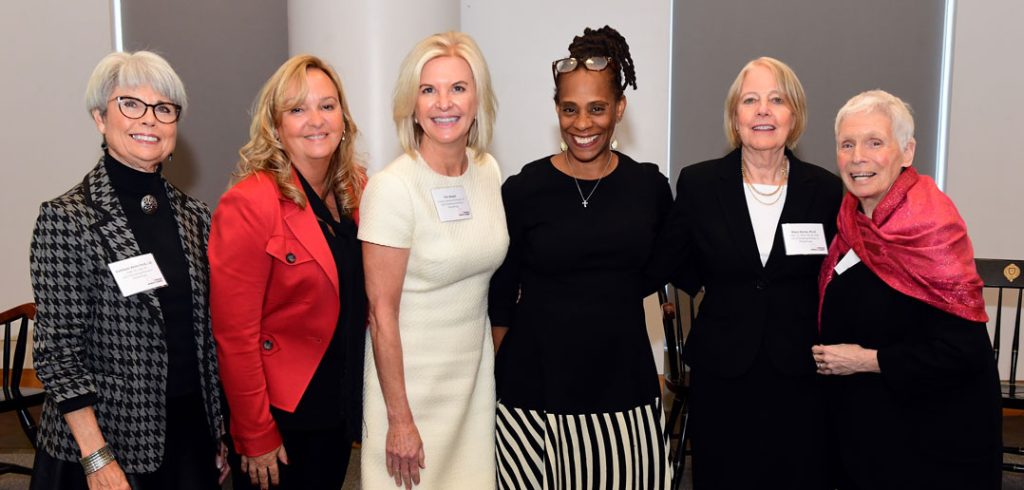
xmin=975 ymin=258 xmax=1024 ymax=472
xmin=658 ymin=285 xmax=696 ymax=489
xmin=1 ymin=303 xmax=44 ymax=476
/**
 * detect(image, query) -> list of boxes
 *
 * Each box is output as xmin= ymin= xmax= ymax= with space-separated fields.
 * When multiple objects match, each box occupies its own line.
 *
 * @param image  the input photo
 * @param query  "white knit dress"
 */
xmin=358 ymin=150 xmax=508 ymax=489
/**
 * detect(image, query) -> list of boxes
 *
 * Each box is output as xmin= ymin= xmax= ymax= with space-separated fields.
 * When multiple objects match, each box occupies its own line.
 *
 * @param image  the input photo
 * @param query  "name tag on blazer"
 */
xmin=108 ymin=253 xmax=168 ymax=297
xmin=781 ymin=223 xmax=828 ymax=255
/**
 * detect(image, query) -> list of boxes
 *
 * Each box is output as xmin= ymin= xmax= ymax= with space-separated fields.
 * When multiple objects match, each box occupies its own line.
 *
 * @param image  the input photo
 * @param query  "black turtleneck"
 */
xmin=104 ymin=153 xmax=200 ymax=399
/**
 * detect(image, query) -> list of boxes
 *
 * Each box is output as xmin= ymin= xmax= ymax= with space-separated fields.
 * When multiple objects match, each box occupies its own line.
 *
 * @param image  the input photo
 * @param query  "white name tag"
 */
xmin=834 ymin=249 xmax=862 ymax=276
xmin=107 ymin=253 xmax=168 ymax=297
xmin=781 ymin=223 xmax=828 ymax=255
xmin=431 ymin=186 xmax=472 ymax=222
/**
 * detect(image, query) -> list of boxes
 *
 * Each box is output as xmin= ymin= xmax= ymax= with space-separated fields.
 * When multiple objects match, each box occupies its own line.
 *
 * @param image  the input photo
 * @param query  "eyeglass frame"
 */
xmin=109 ymin=96 xmax=182 ymax=124
xmin=551 ymin=56 xmax=614 ymax=82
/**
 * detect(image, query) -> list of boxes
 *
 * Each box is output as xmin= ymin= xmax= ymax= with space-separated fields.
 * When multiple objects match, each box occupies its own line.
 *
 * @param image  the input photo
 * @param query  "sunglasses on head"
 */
xmin=551 ymin=56 xmax=614 ymax=82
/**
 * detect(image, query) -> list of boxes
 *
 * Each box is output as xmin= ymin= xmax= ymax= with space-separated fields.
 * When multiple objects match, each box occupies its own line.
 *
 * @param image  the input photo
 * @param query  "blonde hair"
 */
xmin=233 ymin=54 xmax=365 ymax=213
xmin=723 ymin=56 xmax=807 ymax=150
xmin=393 ymin=31 xmax=497 ymax=162
xmin=835 ymin=89 xmax=915 ymax=151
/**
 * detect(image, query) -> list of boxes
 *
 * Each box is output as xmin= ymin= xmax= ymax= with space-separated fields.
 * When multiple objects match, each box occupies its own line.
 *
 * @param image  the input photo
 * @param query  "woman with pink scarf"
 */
xmin=813 ymin=90 xmax=1001 ymax=489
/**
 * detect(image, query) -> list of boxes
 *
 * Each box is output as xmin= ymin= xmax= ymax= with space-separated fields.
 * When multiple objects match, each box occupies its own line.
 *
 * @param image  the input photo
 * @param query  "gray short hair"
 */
xmin=84 ymin=51 xmax=187 ymax=118
xmin=834 ymin=89 xmax=914 ymax=151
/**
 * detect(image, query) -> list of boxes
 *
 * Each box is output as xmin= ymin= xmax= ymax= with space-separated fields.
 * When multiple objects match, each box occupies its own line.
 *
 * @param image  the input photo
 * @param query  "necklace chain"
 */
xmin=564 ymin=151 xmax=613 ymax=208
xmin=741 ymin=157 xmax=789 ymax=206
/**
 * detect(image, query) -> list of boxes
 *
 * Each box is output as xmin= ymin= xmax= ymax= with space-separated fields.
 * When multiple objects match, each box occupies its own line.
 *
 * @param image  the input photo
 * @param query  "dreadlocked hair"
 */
xmin=557 ymin=25 xmax=637 ymax=101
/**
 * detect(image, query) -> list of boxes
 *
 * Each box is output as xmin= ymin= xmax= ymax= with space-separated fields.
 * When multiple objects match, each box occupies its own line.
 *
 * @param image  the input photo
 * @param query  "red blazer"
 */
xmin=209 ymin=170 xmax=344 ymax=456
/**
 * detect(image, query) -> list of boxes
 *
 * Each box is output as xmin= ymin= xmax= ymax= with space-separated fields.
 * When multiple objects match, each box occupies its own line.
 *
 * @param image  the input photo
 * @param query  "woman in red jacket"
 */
xmin=209 ymin=54 xmax=367 ymax=490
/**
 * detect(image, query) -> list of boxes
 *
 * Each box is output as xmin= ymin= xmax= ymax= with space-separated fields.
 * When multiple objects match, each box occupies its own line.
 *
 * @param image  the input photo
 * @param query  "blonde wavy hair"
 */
xmin=393 ymin=31 xmax=497 ymax=162
xmin=233 ymin=54 xmax=365 ymax=213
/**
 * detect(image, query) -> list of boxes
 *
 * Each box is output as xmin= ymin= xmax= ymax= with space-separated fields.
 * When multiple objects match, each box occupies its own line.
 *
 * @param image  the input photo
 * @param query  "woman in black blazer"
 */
xmin=650 ymin=57 xmax=843 ymax=489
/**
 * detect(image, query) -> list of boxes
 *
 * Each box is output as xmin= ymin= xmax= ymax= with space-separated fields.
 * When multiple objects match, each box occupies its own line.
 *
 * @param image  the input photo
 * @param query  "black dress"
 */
xmin=488 ymin=152 xmax=673 ymax=489
xmin=820 ymin=260 xmax=1002 ymax=490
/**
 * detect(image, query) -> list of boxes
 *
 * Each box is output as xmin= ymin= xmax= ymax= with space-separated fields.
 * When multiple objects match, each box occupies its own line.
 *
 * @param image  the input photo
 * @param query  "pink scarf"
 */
xmin=818 ymin=167 xmax=988 ymax=329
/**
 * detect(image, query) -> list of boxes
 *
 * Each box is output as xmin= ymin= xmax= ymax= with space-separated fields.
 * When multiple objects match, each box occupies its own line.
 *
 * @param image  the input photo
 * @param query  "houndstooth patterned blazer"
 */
xmin=29 ymin=158 xmax=224 ymax=473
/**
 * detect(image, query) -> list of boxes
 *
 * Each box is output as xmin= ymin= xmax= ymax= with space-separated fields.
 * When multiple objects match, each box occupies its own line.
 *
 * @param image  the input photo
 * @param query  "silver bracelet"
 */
xmin=80 ymin=444 xmax=116 ymax=475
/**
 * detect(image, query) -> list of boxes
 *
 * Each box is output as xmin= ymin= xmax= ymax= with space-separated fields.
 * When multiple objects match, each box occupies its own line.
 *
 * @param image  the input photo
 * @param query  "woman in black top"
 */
xmin=815 ymin=90 xmax=1000 ymax=489
xmin=489 ymin=26 xmax=673 ymax=489
xmin=29 ymin=51 xmax=227 ymax=490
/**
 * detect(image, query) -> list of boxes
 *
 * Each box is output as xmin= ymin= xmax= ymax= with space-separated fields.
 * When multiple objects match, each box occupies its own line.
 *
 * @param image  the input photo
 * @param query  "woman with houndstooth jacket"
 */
xmin=28 ymin=51 xmax=227 ymax=490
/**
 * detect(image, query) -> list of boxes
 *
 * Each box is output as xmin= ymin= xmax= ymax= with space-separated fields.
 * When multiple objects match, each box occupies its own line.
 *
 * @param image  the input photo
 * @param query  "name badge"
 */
xmin=431 ymin=186 xmax=472 ymax=222
xmin=834 ymin=249 xmax=862 ymax=275
xmin=781 ymin=223 xmax=828 ymax=255
xmin=107 ymin=253 xmax=168 ymax=297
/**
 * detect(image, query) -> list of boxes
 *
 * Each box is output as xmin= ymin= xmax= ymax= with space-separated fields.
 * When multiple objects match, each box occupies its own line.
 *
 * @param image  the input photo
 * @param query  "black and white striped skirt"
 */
xmin=496 ymin=398 xmax=672 ymax=489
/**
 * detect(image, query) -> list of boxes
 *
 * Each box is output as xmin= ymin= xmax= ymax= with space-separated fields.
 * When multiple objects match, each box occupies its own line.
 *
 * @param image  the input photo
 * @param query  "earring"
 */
xmin=341 ymin=132 xmax=347 ymax=142
xmin=560 ymin=140 xmax=568 ymax=152
xmin=100 ymin=139 xmax=108 ymax=151
xmin=611 ymin=139 xmax=619 ymax=150
xmin=167 ymin=153 xmax=173 ymax=162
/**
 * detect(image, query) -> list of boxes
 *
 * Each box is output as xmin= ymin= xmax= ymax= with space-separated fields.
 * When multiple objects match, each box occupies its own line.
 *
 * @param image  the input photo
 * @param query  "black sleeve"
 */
xmin=640 ymin=166 xmax=675 ymax=296
xmin=57 ymin=393 xmax=100 ymax=414
xmin=645 ymin=169 xmax=702 ymax=296
xmin=877 ymin=304 xmax=994 ymax=394
xmin=488 ymin=179 xmax=522 ymax=328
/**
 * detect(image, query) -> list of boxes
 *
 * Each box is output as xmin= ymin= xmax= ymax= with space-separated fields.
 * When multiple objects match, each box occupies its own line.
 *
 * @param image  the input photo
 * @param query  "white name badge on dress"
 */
xmin=781 ymin=223 xmax=828 ymax=255
xmin=107 ymin=253 xmax=168 ymax=297
xmin=834 ymin=249 xmax=862 ymax=276
xmin=431 ymin=186 xmax=472 ymax=222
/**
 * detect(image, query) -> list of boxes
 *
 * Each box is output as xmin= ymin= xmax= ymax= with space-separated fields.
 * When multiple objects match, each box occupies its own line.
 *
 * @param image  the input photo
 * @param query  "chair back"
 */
xmin=976 ymin=259 xmax=1024 ymax=397
xmin=658 ymin=285 xmax=696 ymax=386
xmin=1 ymin=303 xmax=36 ymax=402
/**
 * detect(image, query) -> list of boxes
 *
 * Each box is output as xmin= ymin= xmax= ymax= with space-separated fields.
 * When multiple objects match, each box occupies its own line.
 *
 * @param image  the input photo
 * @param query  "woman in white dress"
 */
xmin=358 ymin=31 xmax=507 ymax=489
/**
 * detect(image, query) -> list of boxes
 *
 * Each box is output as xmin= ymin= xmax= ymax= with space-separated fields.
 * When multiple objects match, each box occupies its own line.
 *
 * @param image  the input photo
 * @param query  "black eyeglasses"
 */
xmin=110 ymin=96 xmax=182 ymax=124
xmin=551 ymin=56 xmax=613 ymax=81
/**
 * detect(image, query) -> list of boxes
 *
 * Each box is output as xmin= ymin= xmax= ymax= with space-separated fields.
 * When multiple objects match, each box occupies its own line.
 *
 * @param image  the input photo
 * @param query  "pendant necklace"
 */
xmin=564 ymin=150 xmax=613 ymax=208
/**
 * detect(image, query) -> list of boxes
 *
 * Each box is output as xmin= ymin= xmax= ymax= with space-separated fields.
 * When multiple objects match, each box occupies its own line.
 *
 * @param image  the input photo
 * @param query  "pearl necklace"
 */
xmin=741 ymin=157 xmax=789 ymax=206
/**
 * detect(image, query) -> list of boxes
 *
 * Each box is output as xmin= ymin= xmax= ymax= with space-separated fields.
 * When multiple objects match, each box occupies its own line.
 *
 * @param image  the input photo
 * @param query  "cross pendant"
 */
xmin=582 ymin=200 xmax=589 ymax=208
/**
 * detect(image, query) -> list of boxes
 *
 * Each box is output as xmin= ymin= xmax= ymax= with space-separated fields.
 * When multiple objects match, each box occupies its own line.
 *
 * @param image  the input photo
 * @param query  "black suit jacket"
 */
xmin=649 ymin=148 xmax=843 ymax=378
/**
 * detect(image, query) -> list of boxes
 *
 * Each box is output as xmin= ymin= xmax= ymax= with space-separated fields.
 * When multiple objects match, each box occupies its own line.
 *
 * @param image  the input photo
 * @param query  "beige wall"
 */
xmin=946 ymin=0 xmax=1023 ymax=259
xmin=0 ymin=1 xmax=112 ymax=363
xmin=946 ymin=0 xmax=1024 ymax=379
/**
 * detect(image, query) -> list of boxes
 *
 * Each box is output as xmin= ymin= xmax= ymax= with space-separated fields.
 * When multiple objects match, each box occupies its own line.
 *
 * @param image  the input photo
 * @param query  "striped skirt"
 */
xmin=496 ymin=398 xmax=672 ymax=489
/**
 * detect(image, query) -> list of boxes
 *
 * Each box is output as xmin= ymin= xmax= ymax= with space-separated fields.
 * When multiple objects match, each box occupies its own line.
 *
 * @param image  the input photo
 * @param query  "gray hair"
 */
xmin=834 ymin=89 xmax=914 ymax=151
xmin=84 ymin=51 xmax=187 ymax=117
